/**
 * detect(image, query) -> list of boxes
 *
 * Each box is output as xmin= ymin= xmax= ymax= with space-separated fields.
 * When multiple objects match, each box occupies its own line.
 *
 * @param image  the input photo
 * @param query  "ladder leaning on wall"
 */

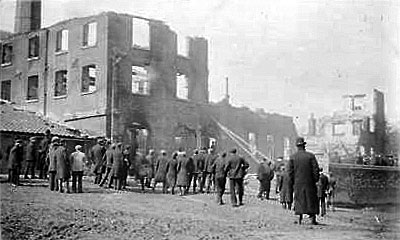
xmin=212 ymin=118 xmax=271 ymax=165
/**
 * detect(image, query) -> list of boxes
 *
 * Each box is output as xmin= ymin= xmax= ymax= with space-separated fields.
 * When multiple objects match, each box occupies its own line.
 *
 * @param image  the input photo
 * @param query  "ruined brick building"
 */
xmin=306 ymin=89 xmax=387 ymax=164
xmin=1 ymin=0 xmax=298 ymax=166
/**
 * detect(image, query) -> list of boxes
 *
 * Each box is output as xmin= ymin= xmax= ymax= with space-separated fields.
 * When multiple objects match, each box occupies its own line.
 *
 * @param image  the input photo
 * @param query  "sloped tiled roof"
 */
xmin=0 ymin=102 xmax=86 ymax=138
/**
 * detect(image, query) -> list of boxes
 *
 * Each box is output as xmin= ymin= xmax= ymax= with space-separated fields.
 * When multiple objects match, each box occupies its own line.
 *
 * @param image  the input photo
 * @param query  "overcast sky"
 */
xmin=1 ymin=0 xmax=399 ymax=133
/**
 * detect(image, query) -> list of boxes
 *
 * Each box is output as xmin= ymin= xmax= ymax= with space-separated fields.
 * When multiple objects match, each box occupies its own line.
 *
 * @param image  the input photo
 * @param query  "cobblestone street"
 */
xmin=1 ymin=177 xmax=398 ymax=240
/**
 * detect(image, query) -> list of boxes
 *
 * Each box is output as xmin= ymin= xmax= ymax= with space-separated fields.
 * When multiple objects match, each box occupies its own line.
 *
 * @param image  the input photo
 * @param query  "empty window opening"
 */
xmin=56 ymin=29 xmax=68 ymax=51
xmin=82 ymin=65 xmax=97 ymax=93
xmin=28 ymin=36 xmax=39 ymax=58
xmin=54 ymin=70 xmax=67 ymax=97
xmin=177 ymin=35 xmax=188 ymax=56
xmin=332 ymin=123 xmax=346 ymax=136
xmin=1 ymin=80 xmax=11 ymax=101
xmin=83 ymin=22 xmax=97 ymax=47
xmin=136 ymin=128 xmax=149 ymax=155
xmin=176 ymin=73 xmax=188 ymax=100
xmin=352 ymin=121 xmax=362 ymax=136
xmin=248 ymin=132 xmax=257 ymax=152
xmin=1 ymin=43 xmax=12 ymax=65
xmin=27 ymin=75 xmax=39 ymax=100
xmin=266 ymin=134 xmax=275 ymax=159
xmin=132 ymin=66 xmax=149 ymax=95
xmin=132 ymin=18 xmax=150 ymax=49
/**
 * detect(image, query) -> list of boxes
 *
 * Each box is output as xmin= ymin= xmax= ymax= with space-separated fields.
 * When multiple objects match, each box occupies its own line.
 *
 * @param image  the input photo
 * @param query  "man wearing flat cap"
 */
xmin=224 ymin=148 xmax=249 ymax=207
xmin=288 ymin=137 xmax=320 ymax=225
xmin=90 ymin=138 xmax=106 ymax=184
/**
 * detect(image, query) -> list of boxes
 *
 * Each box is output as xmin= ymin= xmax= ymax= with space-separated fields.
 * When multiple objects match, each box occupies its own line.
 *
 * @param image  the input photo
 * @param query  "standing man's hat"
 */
xmin=295 ymin=137 xmax=307 ymax=146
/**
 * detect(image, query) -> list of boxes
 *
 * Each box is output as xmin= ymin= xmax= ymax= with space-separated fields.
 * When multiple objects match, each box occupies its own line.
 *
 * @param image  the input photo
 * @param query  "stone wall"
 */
xmin=329 ymin=163 xmax=400 ymax=206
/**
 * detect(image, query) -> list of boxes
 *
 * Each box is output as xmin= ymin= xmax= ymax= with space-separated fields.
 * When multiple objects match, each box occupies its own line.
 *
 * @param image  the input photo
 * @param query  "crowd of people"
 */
xmin=6 ymin=131 xmax=336 ymax=224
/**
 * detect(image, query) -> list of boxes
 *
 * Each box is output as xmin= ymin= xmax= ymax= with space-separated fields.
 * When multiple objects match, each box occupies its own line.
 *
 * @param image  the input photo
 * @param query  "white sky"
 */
xmin=1 ymin=0 xmax=399 ymax=133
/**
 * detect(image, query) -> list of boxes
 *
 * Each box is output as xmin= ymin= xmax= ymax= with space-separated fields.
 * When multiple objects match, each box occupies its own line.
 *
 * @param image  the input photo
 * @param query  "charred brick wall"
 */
xmin=330 ymin=163 xmax=400 ymax=206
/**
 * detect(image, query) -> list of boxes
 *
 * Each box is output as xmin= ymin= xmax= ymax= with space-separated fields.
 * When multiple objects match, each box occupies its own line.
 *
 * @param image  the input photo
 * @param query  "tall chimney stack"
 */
xmin=14 ymin=0 xmax=41 ymax=33
xmin=225 ymin=77 xmax=230 ymax=104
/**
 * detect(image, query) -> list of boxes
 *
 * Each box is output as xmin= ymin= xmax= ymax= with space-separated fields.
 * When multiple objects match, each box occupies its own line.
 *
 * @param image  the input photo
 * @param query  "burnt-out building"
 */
xmin=1 ymin=0 xmax=298 ymax=161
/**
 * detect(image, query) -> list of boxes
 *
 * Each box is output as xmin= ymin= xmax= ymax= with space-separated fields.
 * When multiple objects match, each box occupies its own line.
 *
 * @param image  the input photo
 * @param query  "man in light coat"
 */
xmin=288 ymin=137 xmax=320 ymax=225
xmin=70 ymin=145 xmax=86 ymax=193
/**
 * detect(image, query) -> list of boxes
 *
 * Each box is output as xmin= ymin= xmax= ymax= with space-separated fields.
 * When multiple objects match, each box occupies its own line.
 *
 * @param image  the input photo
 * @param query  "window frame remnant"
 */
xmin=54 ymin=70 xmax=68 ymax=97
xmin=28 ymin=35 xmax=39 ymax=59
xmin=83 ymin=22 xmax=97 ymax=47
xmin=1 ymin=43 xmax=13 ymax=65
xmin=1 ymin=80 xmax=11 ymax=101
xmin=27 ymin=75 xmax=39 ymax=100
xmin=176 ymin=72 xmax=189 ymax=100
xmin=132 ymin=65 xmax=150 ymax=95
xmin=81 ymin=64 xmax=97 ymax=93
xmin=56 ymin=29 xmax=69 ymax=52
xmin=132 ymin=18 xmax=150 ymax=50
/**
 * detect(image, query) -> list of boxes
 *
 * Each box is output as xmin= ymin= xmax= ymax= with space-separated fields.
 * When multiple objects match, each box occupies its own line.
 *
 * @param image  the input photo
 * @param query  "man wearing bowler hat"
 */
xmin=288 ymin=137 xmax=320 ymax=225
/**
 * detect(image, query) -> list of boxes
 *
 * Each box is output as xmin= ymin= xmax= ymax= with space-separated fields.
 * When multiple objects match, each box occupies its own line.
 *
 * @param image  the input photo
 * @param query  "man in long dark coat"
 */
xmin=166 ymin=152 xmax=178 ymax=195
xmin=288 ymin=137 xmax=320 ymax=225
xmin=99 ymin=143 xmax=115 ymax=188
xmin=90 ymin=138 xmax=106 ymax=184
xmin=8 ymin=139 xmax=24 ymax=186
xmin=176 ymin=151 xmax=190 ymax=196
xmin=197 ymin=148 xmax=207 ymax=193
xmin=186 ymin=149 xmax=198 ymax=194
xmin=153 ymin=150 xmax=169 ymax=193
xmin=24 ymin=137 xmax=38 ymax=179
xmin=122 ymin=145 xmax=133 ymax=190
xmin=278 ymin=165 xmax=293 ymax=210
xmin=257 ymin=158 xmax=274 ymax=200
xmin=317 ymin=167 xmax=329 ymax=217
xmin=225 ymin=148 xmax=249 ymax=207
xmin=204 ymin=148 xmax=218 ymax=193
xmin=211 ymin=152 xmax=227 ymax=205
xmin=112 ymin=143 xmax=124 ymax=191
xmin=145 ymin=149 xmax=156 ymax=188
xmin=38 ymin=129 xmax=51 ymax=179
xmin=56 ymin=139 xmax=70 ymax=193
xmin=47 ymin=137 xmax=59 ymax=191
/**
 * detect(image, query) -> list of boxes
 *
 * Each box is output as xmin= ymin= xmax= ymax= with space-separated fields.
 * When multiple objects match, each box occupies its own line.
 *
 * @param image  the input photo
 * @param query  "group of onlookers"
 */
xmin=87 ymin=144 xmax=250 ymax=207
xmin=6 ymin=129 xmax=52 ymax=187
xmin=5 ymin=131 xmax=337 ymax=224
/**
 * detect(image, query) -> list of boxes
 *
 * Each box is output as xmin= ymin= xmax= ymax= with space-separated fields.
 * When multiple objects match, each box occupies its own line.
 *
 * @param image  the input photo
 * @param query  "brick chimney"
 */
xmin=14 ymin=0 xmax=41 ymax=33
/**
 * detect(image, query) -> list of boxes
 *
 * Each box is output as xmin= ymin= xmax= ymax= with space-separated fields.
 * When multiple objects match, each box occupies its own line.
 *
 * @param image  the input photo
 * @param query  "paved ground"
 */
xmin=1 ymin=176 xmax=399 ymax=240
